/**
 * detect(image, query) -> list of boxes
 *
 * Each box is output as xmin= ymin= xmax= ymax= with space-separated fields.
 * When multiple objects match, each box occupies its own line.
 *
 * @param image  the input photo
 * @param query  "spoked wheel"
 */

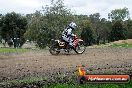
xmin=49 ymin=44 xmax=60 ymax=55
xmin=75 ymin=41 xmax=86 ymax=54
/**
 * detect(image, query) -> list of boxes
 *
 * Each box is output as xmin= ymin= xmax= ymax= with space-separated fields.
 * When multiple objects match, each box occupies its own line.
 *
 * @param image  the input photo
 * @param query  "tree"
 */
xmin=1 ymin=12 xmax=27 ymax=48
xmin=109 ymin=21 xmax=128 ymax=41
xmin=81 ymin=20 xmax=94 ymax=46
xmin=88 ymin=13 xmax=113 ymax=44
xmin=0 ymin=14 xmax=2 ymax=41
xmin=42 ymin=0 xmax=73 ymax=38
xmin=99 ymin=18 xmax=112 ymax=43
xmin=89 ymin=13 xmax=103 ymax=44
xmin=25 ymin=0 xmax=73 ymax=48
xmin=73 ymin=15 xmax=89 ymax=36
xmin=125 ymin=19 xmax=132 ymax=39
xmin=108 ymin=7 xmax=130 ymax=41
xmin=25 ymin=11 xmax=55 ymax=48
xmin=89 ymin=13 xmax=100 ymax=23
xmin=108 ymin=7 xmax=130 ymax=21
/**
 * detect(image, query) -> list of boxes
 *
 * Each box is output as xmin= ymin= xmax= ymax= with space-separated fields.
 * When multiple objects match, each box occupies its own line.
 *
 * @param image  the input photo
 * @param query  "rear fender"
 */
xmin=53 ymin=40 xmax=60 ymax=46
xmin=50 ymin=39 xmax=59 ymax=47
xmin=78 ymin=39 xmax=84 ymax=42
xmin=54 ymin=40 xmax=60 ymax=43
xmin=55 ymin=40 xmax=66 ymax=47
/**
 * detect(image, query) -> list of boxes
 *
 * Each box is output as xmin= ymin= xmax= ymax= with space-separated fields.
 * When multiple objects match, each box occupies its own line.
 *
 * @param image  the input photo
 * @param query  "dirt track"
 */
xmin=0 ymin=48 xmax=132 ymax=82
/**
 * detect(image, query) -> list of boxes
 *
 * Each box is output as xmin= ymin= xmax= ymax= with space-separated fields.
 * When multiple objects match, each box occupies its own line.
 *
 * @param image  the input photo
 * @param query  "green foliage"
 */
xmin=109 ymin=21 xmax=128 ymax=41
xmin=0 ymin=14 xmax=3 ymax=41
xmin=0 ymin=48 xmax=28 ymax=53
xmin=99 ymin=84 xmax=119 ymax=88
xmin=99 ymin=19 xmax=112 ymax=43
xmin=108 ymin=7 xmax=131 ymax=42
xmin=35 ymin=28 xmax=55 ymax=48
xmin=125 ymin=19 xmax=132 ymax=39
xmin=44 ymin=81 xmax=132 ymax=88
xmin=24 ymin=11 xmax=54 ymax=49
xmin=1 ymin=76 xmax=132 ymax=88
xmin=112 ymin=43 xmax=132 ymax=48
xmin=1 ymin=1 xmax=132 ymax=49
xmin=89 ymin=13 xmax=100 ymax=23
xmin=80 ymin=20 xmax=94 ymax=46
xmin=108 ymin=7 xmax=130 ymax=21
xmin=0 ymin=12 xmax=27 ymax=48
xmin=24 ymin=2 xmax=132 ymax=48
xmin=88 ymin=13 xmax=111 ymax=44
xmin=0 ymin=77 xmax=45 ymax=88
xmin=25 ymin=0 xmax=73 ymax=48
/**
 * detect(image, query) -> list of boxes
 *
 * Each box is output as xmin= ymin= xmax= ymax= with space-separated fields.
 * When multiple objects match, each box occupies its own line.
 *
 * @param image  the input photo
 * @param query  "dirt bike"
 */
xmin=49 ymin=36 xmax=86 ymax=55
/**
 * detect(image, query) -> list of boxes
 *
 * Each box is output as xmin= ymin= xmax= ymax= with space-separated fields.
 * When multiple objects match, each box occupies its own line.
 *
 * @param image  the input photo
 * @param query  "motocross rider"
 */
xmin=62 ymin=22 xmax=77 ymax=48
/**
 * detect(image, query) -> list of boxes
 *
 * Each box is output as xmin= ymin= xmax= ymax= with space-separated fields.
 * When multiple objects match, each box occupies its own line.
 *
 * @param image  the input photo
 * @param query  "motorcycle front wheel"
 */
xmin=74 ymin=41 xmax=86 ymax=54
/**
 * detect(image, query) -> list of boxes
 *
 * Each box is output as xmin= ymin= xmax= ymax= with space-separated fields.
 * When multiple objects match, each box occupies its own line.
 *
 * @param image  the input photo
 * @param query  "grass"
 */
xmin=44 ymin=81 xmax=132 ymax=88
xmin=111 ymin=43 xmax=132 ymax=48
xmin=0 ymin=76 xmax=46 ymax=87
xmin=0 ymin=76 xmax=132 ymax=88
xmin=0 ymin=48 xmax=28 ymax=53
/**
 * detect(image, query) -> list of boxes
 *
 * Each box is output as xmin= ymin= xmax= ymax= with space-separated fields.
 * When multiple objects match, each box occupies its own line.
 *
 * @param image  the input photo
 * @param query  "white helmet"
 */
xmin=69 ymin=22 xmax=77 ymax=29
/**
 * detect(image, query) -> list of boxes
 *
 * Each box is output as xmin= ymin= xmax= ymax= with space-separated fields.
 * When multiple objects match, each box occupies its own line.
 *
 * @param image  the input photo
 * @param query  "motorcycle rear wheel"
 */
xmin=49 ymin=44 xmax=60 ymax=55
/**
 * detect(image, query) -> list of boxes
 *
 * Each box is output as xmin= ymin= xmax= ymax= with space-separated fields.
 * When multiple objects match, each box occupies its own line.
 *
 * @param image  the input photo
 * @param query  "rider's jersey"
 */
xmin=62 ymin=28 xmax=74 ymax=38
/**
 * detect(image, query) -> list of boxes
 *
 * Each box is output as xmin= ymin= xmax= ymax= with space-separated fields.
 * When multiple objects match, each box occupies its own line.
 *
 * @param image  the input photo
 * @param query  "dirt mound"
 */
xmin=88 ymin=39 xmax=132 ymax=48
xmin=113 ymin=39 xmax=132 ymax=44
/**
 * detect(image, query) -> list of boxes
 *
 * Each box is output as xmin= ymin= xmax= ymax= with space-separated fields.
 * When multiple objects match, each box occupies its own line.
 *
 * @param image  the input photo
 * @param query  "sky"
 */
xmin=0 ymin=0 xmax=132 ymax=19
